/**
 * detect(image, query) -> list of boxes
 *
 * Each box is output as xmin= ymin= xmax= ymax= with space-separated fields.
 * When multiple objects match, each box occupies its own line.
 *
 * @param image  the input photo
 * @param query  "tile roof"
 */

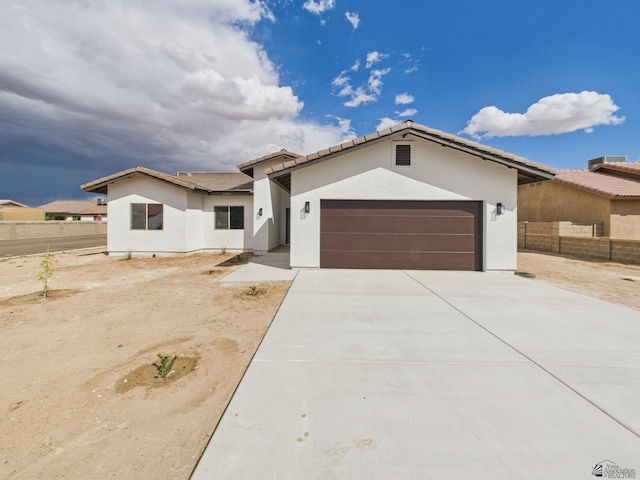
xmin=237 ymin=149 xmax=302 ymax=173
xmin=82 ymin=166 xmax=253 ymax=195
xmin=39 ymin=200 xmax=107 ymax=214
xmin=0 ymin=199 xmax=29 ymax=207
xmin=555 ymin=167 xmax=640 ymax=198
xmin=257 ymin=121 xmax=556 ymax=183
xmin=174 ymin=172 xmax=253 ymax=191
xmin=591 ymin=161 xmax=640 ymax=176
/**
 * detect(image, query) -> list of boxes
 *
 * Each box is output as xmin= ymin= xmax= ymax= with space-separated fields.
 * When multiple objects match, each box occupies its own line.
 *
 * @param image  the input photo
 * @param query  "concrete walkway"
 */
xmin=220 ymin=247 xmax=297 ymax=283
xmin=192 ymin=270 xmax=640 ymax=479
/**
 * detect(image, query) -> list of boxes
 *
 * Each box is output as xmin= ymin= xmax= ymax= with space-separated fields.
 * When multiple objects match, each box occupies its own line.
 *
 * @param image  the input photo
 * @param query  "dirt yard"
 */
xmin=2 ymin=248 xmax=640 ymax=479
xmin=518 ymin=250 xmax=640 ymax=311
xmin=0 ymin=249 xmax=291 ymax=479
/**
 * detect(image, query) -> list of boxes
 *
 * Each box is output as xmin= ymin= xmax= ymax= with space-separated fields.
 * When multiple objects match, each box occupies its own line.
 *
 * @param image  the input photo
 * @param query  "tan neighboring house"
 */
xmin=518 ymin=157 xmax=640 ymax=239
xmin=39 ymin=199 xmax=108 ymax=221
xmin=0 ymin=199 xmax=44 ymax=221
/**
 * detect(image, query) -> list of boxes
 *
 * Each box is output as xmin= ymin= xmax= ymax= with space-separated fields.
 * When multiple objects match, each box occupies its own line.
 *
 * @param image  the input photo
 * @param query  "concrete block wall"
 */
xmin=520 ymin=221 xmax=640 ymax=265
xmin=0 ymin=221 xmax=107 ymax=240
xmin=611 ymin=239 xmax=640 ymax=264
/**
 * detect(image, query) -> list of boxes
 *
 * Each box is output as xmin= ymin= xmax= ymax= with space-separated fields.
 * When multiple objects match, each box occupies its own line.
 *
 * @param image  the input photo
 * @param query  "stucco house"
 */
xmin=518 ymin=157 xmax=640 ymax=239
xmin=39 ymin=200 xmax=108 ymax=222
xmin=81 ymin=121 xmax=555 ymax=270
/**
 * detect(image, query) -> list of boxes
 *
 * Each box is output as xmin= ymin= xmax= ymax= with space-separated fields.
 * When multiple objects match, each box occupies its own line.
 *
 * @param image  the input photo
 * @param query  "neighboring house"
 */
xmin=82 ymin=121 xmax=555 ymax=271
xmin=39 ymin=200 xmax=108 ymax=222
xmin=0 ymin=199 xmax=44 ymax=221
xmin=518 ymin=157 xmax=640 ymax=239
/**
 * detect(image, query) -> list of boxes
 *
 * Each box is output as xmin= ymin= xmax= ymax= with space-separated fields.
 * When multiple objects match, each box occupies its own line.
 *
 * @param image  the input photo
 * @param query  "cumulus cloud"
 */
xmin=345 ymin=12 xmax=360 ymax=30
xmin=332 ymin=52 xmax=391 ymax=108
xmin=396 ymin=108 xmax=418 ymax=117
xmin=376 ymin=117 xmax=399 ymax=131
xmin=0 ymin=0 xmax=354 ymax=186
xmin=303 ymin=0 xmax=335 ymax=15
xmin=365 ymin=51 xmax=389 ymax=68
xmin=395 ymin=93 xmax=415 ymax=105
xmin=461 ymin=91 xmax=625 ymax=139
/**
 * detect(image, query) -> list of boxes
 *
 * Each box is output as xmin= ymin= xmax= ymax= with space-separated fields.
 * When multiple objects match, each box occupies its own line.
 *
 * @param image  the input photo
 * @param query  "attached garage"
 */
xmin=320 ymin=200 xmax=483 ymax=270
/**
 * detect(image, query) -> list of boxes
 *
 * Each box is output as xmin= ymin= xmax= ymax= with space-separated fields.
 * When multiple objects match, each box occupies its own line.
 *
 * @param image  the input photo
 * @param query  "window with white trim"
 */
xmin=131 ymin=203 xmax=163 ymax=230
xmin=215 ymin=206 xmax=244 ymax=229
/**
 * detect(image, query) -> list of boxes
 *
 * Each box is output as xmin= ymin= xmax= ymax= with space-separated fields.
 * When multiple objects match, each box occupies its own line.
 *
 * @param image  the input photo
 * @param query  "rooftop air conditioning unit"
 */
xmin=588 ymin=156 xmax=627 ymax=169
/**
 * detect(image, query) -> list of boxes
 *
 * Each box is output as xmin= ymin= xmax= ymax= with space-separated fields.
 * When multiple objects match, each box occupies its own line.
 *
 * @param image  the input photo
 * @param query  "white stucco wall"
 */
xmin=252 ymin=162 xmax=290 ymax=253
xmin=107 ymin=176 xmax=190 ymax=254
xmin=107 ymin=176 xmax=254 ymax=254
xmin=289 ymin=139 xmax=517 ymax=270
xmin=202 ymin=195 xmax=254 ymax=251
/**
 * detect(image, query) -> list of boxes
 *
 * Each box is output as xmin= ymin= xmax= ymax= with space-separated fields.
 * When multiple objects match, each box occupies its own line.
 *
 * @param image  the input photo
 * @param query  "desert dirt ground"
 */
xmin=0 ymin=249 xmax=291 ymax=480
xmin=2 ymin=248 xmax=640 ymax=479
xmin=518 ymin=250 xmax=640 ymax=311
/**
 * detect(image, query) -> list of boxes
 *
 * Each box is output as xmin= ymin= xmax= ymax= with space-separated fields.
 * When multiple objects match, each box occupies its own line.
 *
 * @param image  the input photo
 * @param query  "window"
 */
xmin=215 ymin=206 xmax=244 ymax=229
xmin=131 ymin=203 xmax=163 ymax=230
xmin=395 ymin=143 xmax=412 ymax=166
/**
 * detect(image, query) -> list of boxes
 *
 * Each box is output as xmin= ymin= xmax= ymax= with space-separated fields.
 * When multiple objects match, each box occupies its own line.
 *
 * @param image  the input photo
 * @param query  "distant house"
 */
xmin=39 ymin=199 xmax=108 ymax=222
xmin=0 ymin=199 xmax=44 ymax=221
xmin=82 ymin=121 xmax=555 ymax=270
xmin=518 ymin=157 xmax=640 ymax=239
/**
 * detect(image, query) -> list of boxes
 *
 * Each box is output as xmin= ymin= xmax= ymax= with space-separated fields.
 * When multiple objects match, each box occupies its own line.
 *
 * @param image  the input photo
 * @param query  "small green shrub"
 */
xmin=155 ymin=353 xmax=178 ymax=379
xmin=221 ymin=246 xmax=227 ymax=254
xmin=37 ymin=251 xmax=58 ymax=299
xmin=124 ymin=251 xmax=133 ymax=260
xmin=248 ymin=285 xmax=258 ymax=296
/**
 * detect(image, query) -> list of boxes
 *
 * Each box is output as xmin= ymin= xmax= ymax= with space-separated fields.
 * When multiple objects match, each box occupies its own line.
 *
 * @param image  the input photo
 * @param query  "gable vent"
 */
xmin=395 ymin=144 xmax=411 ymax=166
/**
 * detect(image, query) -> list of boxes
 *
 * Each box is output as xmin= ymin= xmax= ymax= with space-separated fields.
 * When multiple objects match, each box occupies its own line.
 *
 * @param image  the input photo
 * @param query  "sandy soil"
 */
xmin=0 ymin=249 xmax=291 ymax=479
xmin=2 ymin=248 xmax=639 ymax=479
xmin=518 ymin=250 xmax=640 ymax=311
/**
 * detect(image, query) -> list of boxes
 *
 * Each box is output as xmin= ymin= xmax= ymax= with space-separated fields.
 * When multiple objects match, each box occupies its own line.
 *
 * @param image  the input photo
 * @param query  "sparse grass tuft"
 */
xmin=154 ymin=353 xmax=178 ymax=379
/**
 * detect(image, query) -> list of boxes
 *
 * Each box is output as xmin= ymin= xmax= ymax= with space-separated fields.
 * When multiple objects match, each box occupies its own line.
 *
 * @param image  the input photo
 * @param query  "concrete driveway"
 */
xmin=192 ymin=269 xmax=640 ymax=479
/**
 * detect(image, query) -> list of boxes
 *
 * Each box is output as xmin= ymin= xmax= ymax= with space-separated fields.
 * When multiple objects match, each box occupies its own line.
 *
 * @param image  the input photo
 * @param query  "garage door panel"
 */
xmin=321 ymin=233 xmax=476 ymax=252
xmin=321 ymin=251 xmax=476 ymax=270
xmin=320 ymin=200 xmax=482 ymax=271
xmin=322 ymin=206 xmax=477 ymax=218
xmin=321 ymin=215 xmax=475 ymax=234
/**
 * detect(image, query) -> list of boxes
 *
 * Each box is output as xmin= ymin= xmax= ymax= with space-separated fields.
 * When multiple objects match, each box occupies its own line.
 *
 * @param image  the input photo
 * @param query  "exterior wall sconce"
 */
xmin=258 ymin=208 xmax=263 ymax=217
xmin=497 ymin=202 xmax=505 ymax=215
xmin=304 ymin=201 xmax=310 ymax=214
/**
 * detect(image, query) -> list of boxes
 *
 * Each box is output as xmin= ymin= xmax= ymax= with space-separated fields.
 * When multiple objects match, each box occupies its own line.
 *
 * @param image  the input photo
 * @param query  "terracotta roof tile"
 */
xmin=237 ymin=149 xmax=303 ymax=172
xmin=592 ymin=161 xmax=640 ymax=175
xmin=555 ymin=169 xmax=640 ymax=198
xmin=82 ymin=166 xmax=252 ymax=195
xmin=260 ymin=121 xmax=556 ymax=181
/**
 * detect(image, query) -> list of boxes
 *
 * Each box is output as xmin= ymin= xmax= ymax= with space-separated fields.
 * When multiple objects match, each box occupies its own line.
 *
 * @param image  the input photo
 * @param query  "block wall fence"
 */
xmin=0 ymin=221 xmax=107 ymax=241
xmin=518 ymin=221 xmax=640 ymax=265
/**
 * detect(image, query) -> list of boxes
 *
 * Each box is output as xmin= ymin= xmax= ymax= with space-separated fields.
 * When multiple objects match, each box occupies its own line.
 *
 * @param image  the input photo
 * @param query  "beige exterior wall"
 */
xmin=518 ymin=181 xmax=612 ymax=235
xmin=0 ymin=221 xmax=107 ymax=240
xmin=610 ymin=200 xmax=640 ymax=239
xmin=0 ymin=207 xmax=44 ymax=221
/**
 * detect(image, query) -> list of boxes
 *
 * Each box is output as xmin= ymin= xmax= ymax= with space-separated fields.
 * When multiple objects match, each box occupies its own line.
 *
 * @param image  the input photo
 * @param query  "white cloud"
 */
xmin=303 ymin=0 xmax=335 ymax=15
xmin=396 ymin=108 xmax=418 ymax=117
xmin=461 ymin=91 xmax=625 ymax=139
xmin=350 ymin=60 xmax=361 ymax=72
xmin=395 ymin=93 xmax=415 ymax=105
xmin=367 ymin=68 xmax=391 ymax=96
xmin=376 ymin=117 xmax=399 ymax=131
xmin=0 ymin=0 xmax=353 ymax=174
xmin=345 ymin=12 xmax=360 ymax=30
xmin=332 ymin=65 xmax=390 ymax=108
xmin=365 ymin=51 xmax=389 ymax=68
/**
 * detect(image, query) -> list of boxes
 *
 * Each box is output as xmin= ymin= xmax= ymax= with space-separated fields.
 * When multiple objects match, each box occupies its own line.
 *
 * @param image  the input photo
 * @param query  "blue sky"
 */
xmin=1 ymin=0 xmax=638 ymax=206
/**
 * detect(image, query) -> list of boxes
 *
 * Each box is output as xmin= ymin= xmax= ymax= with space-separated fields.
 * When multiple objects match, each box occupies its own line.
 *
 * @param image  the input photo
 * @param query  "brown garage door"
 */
xmin=320 ymin=200 xmax=482 ymax=270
